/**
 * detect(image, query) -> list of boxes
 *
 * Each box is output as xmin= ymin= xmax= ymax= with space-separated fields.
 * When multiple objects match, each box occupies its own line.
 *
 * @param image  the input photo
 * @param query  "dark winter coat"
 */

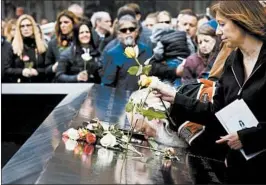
xmin=45 ymin=37 xmax=72 ymax=82
xmin=4 ymin=37 xmax=46 ymax=83
xmin=170 ymin=42 xmax=266 ymax=183
xmin=56 ymin=45 xmax=101 ymax=83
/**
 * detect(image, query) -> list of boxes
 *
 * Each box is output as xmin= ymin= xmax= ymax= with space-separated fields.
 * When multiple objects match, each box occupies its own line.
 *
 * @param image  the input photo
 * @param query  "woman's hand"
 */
xmin=22 ymin=68 xmax=31 ymax=77
xmin=30 ymin=68 xmax=38 ymax=76
xmin=77 ymin=70 xmax=88 ymax=82
xmin=153 ymin=87 xmax=176 ymax=104
xmin=216 ymin=132 xmax=243 ymax=150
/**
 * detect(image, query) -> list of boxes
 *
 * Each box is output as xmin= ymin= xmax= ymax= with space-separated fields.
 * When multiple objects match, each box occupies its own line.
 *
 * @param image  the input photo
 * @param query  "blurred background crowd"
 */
xmin=1 ymin=0 xmax=265 ymax=91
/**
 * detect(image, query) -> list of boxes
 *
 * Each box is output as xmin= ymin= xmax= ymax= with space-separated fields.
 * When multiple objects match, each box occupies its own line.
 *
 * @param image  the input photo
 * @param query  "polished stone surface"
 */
xmin=2 ymin=84 xmax=226 ymax=184
xmin=2 ymin=86 xmax=92 ymax=184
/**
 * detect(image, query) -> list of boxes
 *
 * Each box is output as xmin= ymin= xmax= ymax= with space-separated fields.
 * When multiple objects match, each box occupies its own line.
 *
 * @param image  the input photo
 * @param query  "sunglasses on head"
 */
xmin=158 ymin=21 xmax=171 ymax=24
xmin=119 ymin=27 xmax=136 ymax=33
xmin=20 ymin=24 xmax=32 ymax=28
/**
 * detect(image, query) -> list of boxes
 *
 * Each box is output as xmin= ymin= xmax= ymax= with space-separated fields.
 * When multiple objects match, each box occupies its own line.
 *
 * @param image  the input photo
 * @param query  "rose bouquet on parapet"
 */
xmin=61 ymin=46 xmax=183 ymax=162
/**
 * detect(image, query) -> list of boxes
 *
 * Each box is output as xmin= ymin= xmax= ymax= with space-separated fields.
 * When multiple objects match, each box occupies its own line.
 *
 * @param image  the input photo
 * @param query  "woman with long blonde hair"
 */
xmin=5 ymin=14 xmax=47 ymax=83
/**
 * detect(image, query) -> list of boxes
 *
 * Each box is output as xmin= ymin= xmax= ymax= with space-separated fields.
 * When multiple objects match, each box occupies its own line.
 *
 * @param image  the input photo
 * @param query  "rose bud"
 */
xmin=86 ymin=132 xmax=97 ymax=144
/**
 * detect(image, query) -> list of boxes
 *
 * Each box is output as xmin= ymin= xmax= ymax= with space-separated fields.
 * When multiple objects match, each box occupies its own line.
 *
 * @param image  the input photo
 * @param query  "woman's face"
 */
xmin=59 ymin=16 xmax=73 ymax=35
xmin=197 ymin=34 xmax=216 ymax=54
xmin=20 ymin=19 xmax=33 ymax=37
xmin=79 ymin=24 xmax=91 ymax=45
xmin=216 ymin=11 xmax=245 ymax=48
xmin=118 ymin=20 xmax=138 ymax=46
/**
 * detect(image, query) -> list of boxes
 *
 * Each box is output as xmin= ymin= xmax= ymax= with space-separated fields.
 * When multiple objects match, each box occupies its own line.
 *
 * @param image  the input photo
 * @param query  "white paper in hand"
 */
xmin=215 ymin=99 xmax=265 ymax=160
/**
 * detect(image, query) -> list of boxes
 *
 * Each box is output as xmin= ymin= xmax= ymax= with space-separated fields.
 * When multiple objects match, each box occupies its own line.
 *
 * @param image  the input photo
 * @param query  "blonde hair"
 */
xmin=12 ymin=14 xmax=46 ymax=58
xmin=4 ymin=19 xmax=17 ymax=42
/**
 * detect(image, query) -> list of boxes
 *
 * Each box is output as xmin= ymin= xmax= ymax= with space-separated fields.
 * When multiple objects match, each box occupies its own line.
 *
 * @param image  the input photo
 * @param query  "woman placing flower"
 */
xmin=101 ymin=14 xmax=152 ymax=91
xmin=4 ymin=14 xmax=47 ymax=83
xmin=45 ymin=10 xmax=79 ymax=82
xmin=56 ymin=19 xmax=101 ymax=83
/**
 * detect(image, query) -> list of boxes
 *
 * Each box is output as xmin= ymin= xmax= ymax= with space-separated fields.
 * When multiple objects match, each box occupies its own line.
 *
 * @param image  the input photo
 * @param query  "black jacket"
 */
xmin=91 ymin=29 xmax=114 ymax=54
xmin=170 ymin=42 xmax=266 ymax=181
xmin=45 ymin=37 xmax=72 ymax=82
xmin=4 ymin=37 xmax=46 ymax=83
xmin=149 ymin=30 xmax=190 ymax=81
xmin=1 ymin=36 xmax=14 ymax=82
xmin=56 ymin=45 xmax=101 ymax=83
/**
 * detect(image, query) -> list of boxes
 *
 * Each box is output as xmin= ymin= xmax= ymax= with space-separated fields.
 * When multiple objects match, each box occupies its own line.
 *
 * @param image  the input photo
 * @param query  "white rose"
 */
xmin=65 ymin=139 xmax=78 ymax=151
xmin=149 ymin=76 xmax=161 ymax=89
xmin=121 ymin=135 xmax=129 ymax=143
xmin=66 ymin=128 xmax=79 ymax=140
xmin=81 ymin=53 xmax=92 ymax=61
xmin=100 ymin=133 xmax=117 ymax=147
xmin=96 ymin=148 xmax=114 ymax=166
xmin=86 ymin=124 xmax=94 ymax=130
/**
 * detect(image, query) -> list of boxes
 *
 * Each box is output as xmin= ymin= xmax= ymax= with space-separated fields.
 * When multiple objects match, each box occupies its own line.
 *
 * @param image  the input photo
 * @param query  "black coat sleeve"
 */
xmin=56 ymin=48 xmax=78 ymax=82
xmin=45 ymin=39 xmax=56 ymax=74
xmin=149 ymin=61 xmax=177 ymax=81
xmin=4 ymin=53 xmax=23 ymax=77
xmin=170 ymin=72 xmax=225 ymax=129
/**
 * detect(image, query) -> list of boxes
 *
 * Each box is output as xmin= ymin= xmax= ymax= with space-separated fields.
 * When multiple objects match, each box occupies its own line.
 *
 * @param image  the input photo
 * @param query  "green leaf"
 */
xmin=139 ymin=107 xmax=167 ymax=120
xmin=143 ymin=65 xmax=152 ymax=76
xmin=127 ymin=66 xmax=139 ymax=75
xmin=125 ymin=101 xmax=134 ymax=112
xmin=148 ymin=138 xmax=159 ymax=150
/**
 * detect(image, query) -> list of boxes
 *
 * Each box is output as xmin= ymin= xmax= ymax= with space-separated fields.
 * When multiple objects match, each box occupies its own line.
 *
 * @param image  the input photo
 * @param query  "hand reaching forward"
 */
xmin=152 ymin=84 xmax=176 ymax=104
xmin=216 ymin=132 xmax=243 ymax=150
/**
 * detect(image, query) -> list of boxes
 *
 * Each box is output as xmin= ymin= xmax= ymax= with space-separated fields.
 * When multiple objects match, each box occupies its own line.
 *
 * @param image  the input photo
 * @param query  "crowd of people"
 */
xmin=2 ymin=2 xmax=223 ymax=88
xmin=2 ymin=1 xmax=266 ymax=184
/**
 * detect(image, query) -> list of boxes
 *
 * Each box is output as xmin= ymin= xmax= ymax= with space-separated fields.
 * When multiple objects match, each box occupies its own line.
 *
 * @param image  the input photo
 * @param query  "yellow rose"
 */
xmin=124 ymin=46 xmax=136 ymax=58
xmin=139 ymin=75 xmax=152 ymax=87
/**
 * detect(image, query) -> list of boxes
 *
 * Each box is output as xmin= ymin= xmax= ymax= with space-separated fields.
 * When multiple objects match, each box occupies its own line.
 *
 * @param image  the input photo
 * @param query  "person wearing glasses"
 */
xmin=45 ymin=10 xmax=79 ymax=82
xmin=101 ymin=14 xmax=152 ymax=91
xmin=4 ymin=14 xmax=47 ymax=83
xmin=154 ymin=1 xmax=266 ymax=183
xmin=56 ymin=19 xmax=101 ymax=83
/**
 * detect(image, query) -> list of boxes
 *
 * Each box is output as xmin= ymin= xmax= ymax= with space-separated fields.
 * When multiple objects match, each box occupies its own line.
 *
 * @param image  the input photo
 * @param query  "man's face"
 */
xmin=97 ymin=15 xmax=112 ymax=33
xmin=177 ymin=14 xmax=198 ymax=38
xmin=118 ymin=21 xmax=138 ymax=46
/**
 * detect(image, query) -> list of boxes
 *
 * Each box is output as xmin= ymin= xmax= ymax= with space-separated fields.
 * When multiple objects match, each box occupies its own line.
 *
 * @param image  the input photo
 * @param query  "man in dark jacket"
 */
xmin=90 ymin=11 xmax=114 ymax=54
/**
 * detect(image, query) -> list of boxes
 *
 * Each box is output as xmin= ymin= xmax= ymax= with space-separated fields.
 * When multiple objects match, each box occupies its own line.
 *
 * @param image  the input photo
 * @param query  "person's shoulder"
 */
xmin=186 ymin=53 xmax=200 ymax=61
xmin=137 ymin=41 xmax=151 ymax=50
xmin=47 ymin=37 xmax=57 ymax=47
xmin=106 ymin=42 xmax=122 ymax=55
xmin=140 ymin=25 xmax=152 ymax=36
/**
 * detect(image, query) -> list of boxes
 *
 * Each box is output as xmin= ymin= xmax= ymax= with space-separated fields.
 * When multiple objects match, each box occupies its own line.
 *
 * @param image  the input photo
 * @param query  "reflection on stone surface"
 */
xmin=31 ymin=85 xmax=226 ymax=184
